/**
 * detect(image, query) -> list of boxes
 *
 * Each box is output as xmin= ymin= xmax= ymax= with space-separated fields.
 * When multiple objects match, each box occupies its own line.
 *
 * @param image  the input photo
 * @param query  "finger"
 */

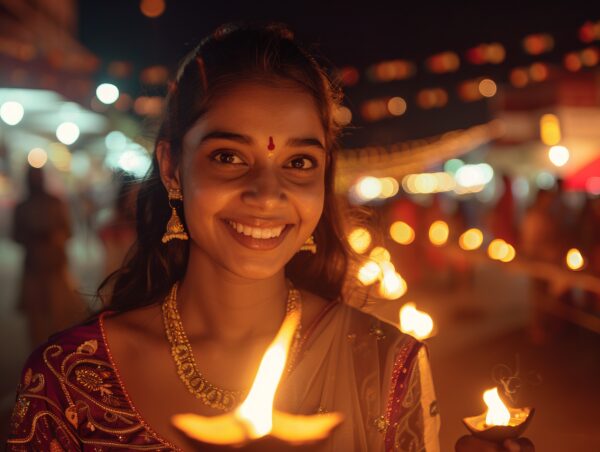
xmin=517 ymin=437 xmax=535 ymax=452
xmin=503 ymin=438 xmax=521 ymax=452
xmin=455 ymin=435 xmax=500 ymax=452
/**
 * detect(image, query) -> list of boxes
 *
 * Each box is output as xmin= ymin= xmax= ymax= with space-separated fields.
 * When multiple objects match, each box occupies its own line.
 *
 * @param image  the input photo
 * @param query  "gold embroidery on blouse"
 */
xmin=9 ymin=396 xmax=30 ymax=430
xmin=9 ymin=337 xmax=177 ymax=451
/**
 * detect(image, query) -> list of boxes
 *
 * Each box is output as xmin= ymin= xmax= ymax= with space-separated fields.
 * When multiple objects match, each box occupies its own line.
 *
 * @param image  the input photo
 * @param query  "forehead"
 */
xmin=191 ymin=81 xmax=325 ymax=140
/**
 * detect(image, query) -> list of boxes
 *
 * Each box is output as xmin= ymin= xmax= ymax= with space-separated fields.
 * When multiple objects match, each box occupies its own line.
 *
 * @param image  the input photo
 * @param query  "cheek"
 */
xmin=294 ymin=183 xmax=325 ymax=228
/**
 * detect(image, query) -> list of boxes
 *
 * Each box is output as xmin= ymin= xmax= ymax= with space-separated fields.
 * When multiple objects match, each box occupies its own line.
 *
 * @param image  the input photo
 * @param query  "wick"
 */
xmin=268 ymin=136 xmax=275 ymax=151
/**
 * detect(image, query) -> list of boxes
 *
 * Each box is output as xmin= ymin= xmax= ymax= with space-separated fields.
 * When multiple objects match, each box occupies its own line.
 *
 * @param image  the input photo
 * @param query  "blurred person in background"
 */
xmin=11 ymin=165 xmax=87 ymax=348
xmin=520 ymin=188 xmax=564 ymax=342
xmin=98 ymin=172 xmax=140 ymax=279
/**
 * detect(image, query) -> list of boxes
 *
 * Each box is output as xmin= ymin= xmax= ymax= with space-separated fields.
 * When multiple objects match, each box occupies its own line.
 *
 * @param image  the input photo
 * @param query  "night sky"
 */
xmin=78 ymin=1 xmax=600 ymax=146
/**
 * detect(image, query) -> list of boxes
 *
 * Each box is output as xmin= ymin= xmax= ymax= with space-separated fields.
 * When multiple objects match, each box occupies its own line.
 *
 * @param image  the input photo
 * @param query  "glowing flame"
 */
xmin=566 ymin=248 xmax=584 ymax=271
xmin=399 ymin=302 xmax=434 ymax=340
xmin=172 ymin=310 xmax=342 ymax=444
xmin=483 ymin=387 xmax=510 ymax=426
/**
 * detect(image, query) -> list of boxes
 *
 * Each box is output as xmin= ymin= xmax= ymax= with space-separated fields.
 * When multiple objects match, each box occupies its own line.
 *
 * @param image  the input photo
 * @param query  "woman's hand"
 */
xmin=455 ymin=435 xmax=535 ymax=452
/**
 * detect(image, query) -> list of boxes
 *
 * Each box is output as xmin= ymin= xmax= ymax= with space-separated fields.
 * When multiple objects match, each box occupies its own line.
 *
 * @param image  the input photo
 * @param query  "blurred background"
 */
xmin=1 ymin=1 xmax=599 ymax=450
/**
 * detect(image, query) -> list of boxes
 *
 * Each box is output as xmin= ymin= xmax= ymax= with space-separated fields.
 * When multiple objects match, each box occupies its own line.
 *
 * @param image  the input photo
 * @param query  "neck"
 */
xmin=176 ymin=248 xmax=289 ymax=343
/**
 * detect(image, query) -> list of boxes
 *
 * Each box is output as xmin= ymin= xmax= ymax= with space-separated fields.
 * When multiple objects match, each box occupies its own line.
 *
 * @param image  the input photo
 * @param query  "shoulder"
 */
xmin=8 ymin=316 xmax=104 ymax=449
xmin=339 ymin=302 xmax=421 ymax=353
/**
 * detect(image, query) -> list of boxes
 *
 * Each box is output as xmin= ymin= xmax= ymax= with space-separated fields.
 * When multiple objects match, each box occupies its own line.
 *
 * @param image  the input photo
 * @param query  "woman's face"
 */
xmin=175 ymin=81 xmax=327 ymax=279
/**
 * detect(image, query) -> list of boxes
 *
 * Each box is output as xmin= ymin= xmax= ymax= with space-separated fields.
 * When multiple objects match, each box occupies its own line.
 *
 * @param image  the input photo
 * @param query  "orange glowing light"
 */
xmin=459 ymin=228 xmax=484 ymax=251
xmin=172 ymin=310 xmax=342 ymax=445
xmin=390 ymin=221 xmax=415 ymax=245
xmin=347 ymin=227 xmax=372 ymax=254
xmin=566 ymin=248 xmax=584 ymax=271
xmin=140 ymin=0 xmax=165 ymax=18
xmin=429 ymin=221 xmax=449 ymax=246
xmin=399 ymin=302 xmax=434 ymax=340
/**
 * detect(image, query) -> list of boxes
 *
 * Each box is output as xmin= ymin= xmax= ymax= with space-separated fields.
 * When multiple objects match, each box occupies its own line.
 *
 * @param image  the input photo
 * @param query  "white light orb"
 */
xmin=0 ymin=101 xmax=24 ymax=125
xmin=96 ymin=83 xmax=120 ymax=105
xmin=56 ymin=122 xmax=80 ymax=145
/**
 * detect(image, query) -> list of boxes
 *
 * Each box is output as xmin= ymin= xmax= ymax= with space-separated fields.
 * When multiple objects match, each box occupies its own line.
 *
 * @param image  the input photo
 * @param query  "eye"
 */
xmin=210 ymin=150 xmax=245 ymax=165
xmin=285 ymin=156 xmax=317 ymax=170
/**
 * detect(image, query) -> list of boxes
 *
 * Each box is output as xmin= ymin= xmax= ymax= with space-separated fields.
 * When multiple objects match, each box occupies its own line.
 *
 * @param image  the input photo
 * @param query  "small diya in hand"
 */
xmin=172 ymin=310 xmax=343 ymax=449
xmin=462 ymin=387 xmax=534 ymax=442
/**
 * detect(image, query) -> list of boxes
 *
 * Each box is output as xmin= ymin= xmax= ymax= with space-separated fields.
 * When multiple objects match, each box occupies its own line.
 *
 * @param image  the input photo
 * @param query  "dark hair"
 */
xmin=97 ymin=22 xmax=354 ymax=313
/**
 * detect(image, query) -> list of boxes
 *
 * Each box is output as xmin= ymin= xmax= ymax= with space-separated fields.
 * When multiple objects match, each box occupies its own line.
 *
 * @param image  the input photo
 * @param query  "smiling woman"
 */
xmin=7 ymin=23 xmax=440 ymax=452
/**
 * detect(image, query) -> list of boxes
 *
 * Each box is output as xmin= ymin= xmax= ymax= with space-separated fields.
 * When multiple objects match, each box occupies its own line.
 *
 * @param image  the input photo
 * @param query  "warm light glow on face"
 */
xmin=429 ymin=221 xmax=449 ymax=246
xmin=369 ymin=246 xmax=391 ymax=264
xmin=548 ymin=145 xmax=570 ymax=167
xmin=27 ymin=148 xmax=48 ymax=168
xmin=483 ymin=387 xmax=510 ymax=426
xmin=399 ymin=302 xmax=434 ymax=340
xmin=459 ymin=228 xmax=484 ymax=250
xmin=540 ymin=114 xmax=561 ymax=146
xmin=390 ymin=221 xmax=415 ymax=245
xmin=566 ymin=248 xmax=584 ymax=271
xmin=0 ymin=101 xmax=24 ymax=125
xmin=358 ymin=260 xmax=381 ymax=285
xmin=348 ymin=227 xmax=372 ymax=254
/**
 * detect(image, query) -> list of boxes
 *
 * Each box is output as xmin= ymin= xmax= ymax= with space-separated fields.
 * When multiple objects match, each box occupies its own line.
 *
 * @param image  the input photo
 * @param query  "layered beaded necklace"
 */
xmin=161 ymin=281 xmax=302 ymax=411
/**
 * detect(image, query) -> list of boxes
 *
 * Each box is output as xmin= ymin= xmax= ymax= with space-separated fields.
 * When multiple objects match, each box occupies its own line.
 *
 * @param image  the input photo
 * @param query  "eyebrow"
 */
xmin=199 ymin=130 xmax=326 ymax=152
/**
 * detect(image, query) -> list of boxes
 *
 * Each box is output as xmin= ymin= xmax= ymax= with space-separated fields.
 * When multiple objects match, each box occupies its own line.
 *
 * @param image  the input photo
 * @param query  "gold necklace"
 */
xmin=161 ymin=281 xmax=302 ymax=412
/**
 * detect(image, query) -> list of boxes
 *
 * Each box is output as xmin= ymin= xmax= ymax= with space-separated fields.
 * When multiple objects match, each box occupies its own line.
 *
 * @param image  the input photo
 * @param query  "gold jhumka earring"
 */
xmin=161 ymin=188 xmax=189 ymax=243
xmin=300 ymin=235 xmax=317 ymax=254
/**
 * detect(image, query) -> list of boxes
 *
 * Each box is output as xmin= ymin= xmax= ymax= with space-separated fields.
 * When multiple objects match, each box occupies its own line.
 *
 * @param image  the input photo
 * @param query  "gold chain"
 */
xmin=161 ymin=281 xmax=302 ymax=412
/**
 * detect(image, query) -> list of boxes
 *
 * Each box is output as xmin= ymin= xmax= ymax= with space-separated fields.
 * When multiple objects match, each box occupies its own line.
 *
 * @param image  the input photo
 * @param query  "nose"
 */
xmin=241 ymin=166 xmax=287 ymax=210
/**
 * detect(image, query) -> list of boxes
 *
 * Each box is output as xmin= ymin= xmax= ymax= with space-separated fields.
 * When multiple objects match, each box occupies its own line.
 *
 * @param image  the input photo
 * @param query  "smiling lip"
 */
xmin=221 ymin=219 xmax=293 ymax=251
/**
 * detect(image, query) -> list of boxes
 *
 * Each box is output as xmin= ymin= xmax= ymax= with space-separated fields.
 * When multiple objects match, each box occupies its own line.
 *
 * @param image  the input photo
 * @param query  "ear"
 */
xmin=156 ymin=141 xmax=181 ymax=191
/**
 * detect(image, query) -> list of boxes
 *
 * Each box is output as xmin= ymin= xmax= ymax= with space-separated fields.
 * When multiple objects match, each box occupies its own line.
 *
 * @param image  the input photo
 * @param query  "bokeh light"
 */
xmin=56 ymin=122 xmax=80 ymax=145
xmin=459 ymin=228 xmax=484 ymax=251
xmin=429 ymin=221 xmax=450 ymax=246
xmin=348 ymin=227 xmax=372 ymax=254
xmin=370 ymin=246 xmax=391 ymax=264
xmin=27 ymin=148 xmax=48 ymax=168
xmin=390 ymin=221 xmax=415 ymax=245
xmin=0 ymin=101 xmax=24 ymax=125
xmin=140 ymin=0 xmax=165 ymax=18
xmin=548 ymin=145 xmax=570 ymax=167
xmin=566 ymin=248 xmax=584 ymax=271
xmin=399 ymin=302 xmax=434 ymax=340
xmin=96 ymin=83 xmax=120 ymax=104
xmin=358 ymin=260 xmax=381 ymax=286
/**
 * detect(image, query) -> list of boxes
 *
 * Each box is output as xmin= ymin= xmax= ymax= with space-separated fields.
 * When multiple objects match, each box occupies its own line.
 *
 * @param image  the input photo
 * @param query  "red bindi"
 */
xmin=267 ymin=136 xmax=275 ymax=151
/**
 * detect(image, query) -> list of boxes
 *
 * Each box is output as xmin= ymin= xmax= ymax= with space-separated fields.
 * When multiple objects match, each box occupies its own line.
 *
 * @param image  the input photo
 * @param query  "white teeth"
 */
xmin=226 ymin=220 xmax=285 ymax=239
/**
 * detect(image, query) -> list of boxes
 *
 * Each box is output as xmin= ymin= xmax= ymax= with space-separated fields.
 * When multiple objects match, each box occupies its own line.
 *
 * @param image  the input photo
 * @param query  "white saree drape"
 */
xmin=276 ymin=300 xmax=441 ymax=452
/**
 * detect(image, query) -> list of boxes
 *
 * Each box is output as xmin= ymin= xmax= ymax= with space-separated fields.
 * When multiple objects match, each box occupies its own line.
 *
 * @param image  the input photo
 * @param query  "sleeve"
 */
xmin=6 ymin=347 xmax=81 ymax=451
xmin=384 ymin=341 xmax=441 ymax=452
